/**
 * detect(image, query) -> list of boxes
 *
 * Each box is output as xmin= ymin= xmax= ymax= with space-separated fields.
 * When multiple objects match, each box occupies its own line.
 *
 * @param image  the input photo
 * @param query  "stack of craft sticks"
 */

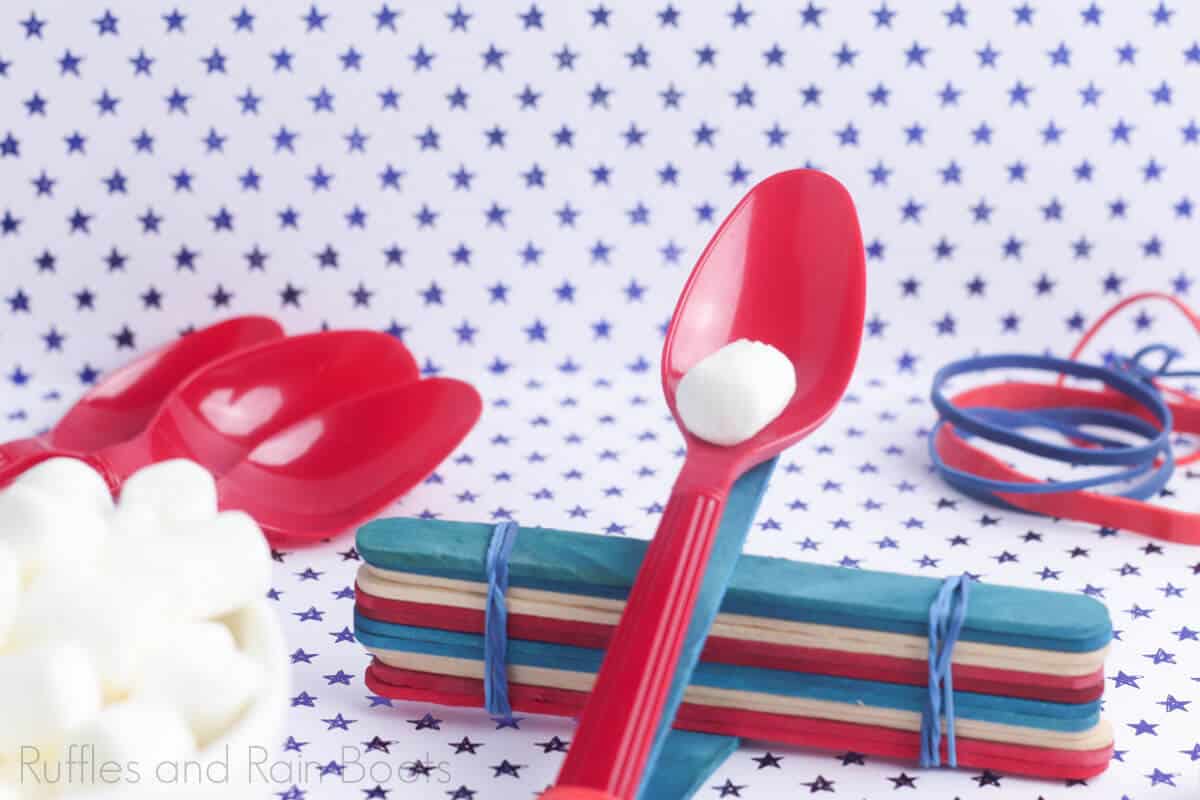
xmin=353 ymin=518 xmax=1113 ymax=780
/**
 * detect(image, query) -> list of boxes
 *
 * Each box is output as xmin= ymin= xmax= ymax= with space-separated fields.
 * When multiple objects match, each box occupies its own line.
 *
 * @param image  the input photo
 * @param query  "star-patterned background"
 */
xmin=1 ymin=1 xmax=1199 ymax=798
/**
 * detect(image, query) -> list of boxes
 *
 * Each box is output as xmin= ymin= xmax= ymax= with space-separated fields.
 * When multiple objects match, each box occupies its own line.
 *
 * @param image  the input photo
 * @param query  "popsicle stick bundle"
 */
xmin=353 ymin=518 xmax=1114 ymax=781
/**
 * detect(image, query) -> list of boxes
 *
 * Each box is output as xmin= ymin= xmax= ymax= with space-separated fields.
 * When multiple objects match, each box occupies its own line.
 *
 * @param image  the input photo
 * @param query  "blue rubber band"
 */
xmin=929 ymin=351 xmax=1177 ymax=509
xmin=919 ymin=574 xmax=970 ymax=768
xmin=931 ymin=353 xmax=1171 ymax=467
xmin=484 ymin=521 xmax=519 ymax=719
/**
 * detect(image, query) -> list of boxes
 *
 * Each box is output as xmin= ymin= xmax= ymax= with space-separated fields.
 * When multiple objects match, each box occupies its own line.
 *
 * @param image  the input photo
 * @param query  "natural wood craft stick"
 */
xmin=358 ymin=565 xmax=1107 ymax=676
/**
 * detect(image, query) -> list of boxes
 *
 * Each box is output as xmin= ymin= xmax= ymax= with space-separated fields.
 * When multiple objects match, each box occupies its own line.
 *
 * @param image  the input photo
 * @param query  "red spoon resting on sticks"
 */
xmin=0 ymin=316 xmax=284 ymax=486
xmin=544 ymin=170 xmax=867 ymax=800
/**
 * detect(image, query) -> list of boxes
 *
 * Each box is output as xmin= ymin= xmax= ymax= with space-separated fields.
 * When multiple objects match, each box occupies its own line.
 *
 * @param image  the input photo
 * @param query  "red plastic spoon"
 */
xmin=84 ymin=330 xmax=420 ymax=493
xmin=218 ymin=377 xmax=482 ymax=544
xmin=545 ymin=170 xmax=866 ymax=800
xmin=0 ymin=316 xmax=284 ymax=486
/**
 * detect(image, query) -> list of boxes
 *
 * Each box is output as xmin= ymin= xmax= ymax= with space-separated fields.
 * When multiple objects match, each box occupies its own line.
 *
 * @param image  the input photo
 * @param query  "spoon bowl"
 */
xmin=0 ymin=317 xmax=285 ymax=486
xmin=217 ymin=378 xmax=483 ymax=544
xmin=663 ymin=169 xmax=867 ymax=468
xmin=93 ymin=330 xmax=421 ymax=487
xmin=548 ymin=170 xmax=866 ymax=800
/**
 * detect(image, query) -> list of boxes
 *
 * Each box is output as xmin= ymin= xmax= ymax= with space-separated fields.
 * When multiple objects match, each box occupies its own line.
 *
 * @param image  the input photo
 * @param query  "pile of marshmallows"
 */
xmin=0 ymin=459 xmax=273 ymax=798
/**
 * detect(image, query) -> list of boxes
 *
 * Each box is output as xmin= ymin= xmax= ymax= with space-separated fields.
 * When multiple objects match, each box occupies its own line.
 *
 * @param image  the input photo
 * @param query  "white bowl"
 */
xmin=180 ymin=601 xmax=289 ymax=800
xmin=199 ymin=602 xmax=289 ymax=792
xmin=2 ymin=602 xmax=287 ymax=800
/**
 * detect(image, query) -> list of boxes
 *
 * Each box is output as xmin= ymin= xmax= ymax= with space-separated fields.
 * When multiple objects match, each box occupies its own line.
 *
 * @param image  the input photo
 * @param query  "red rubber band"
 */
xmin=1062 ymin=290 xmax=1200 ymax=466
xmin=937 ymin=381 xmax=1200 ymax=545
xmin=932 ymin=291 xmax=1200 ymax=543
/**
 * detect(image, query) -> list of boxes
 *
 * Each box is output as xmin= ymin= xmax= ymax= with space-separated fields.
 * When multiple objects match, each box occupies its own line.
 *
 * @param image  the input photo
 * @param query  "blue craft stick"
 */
xmin=644 ymin=730 xmax=741 ymax=800
xmin=638 ymin=457 xmax=777 ymax=799
xmin=357 ymin=518 xmax=1112 ymax=654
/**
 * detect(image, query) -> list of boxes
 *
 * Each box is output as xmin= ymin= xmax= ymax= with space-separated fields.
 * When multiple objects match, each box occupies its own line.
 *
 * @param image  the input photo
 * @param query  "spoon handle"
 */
xmin=545 ymin=480 xmax=728 ymax=800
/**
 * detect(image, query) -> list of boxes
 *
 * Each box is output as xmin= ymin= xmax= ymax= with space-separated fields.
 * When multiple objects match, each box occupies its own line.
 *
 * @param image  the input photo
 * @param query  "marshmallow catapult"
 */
xmin=354 ymin=517 xmax=1114 ymax=781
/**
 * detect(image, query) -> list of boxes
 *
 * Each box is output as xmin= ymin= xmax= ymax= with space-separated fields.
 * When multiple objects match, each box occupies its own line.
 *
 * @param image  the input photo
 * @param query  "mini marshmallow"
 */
xmin=0 ymin=485 xmax=107 ymax=581
xmin=13 ymin=458 xmax=114 ymax=518
xmin=0 ymin=751 xmax=54 ymax=800
xmin=169 ymin=510 xmax=272 ymax=621
xmin=135 ymin=622 xmax=263 ymax=746
xmin=62 ymin=700 xmax=196 ymax=790
xmin=117 ymin=460 xmax=218 ymax=528
xmin=0 ymin=746 xmax=23 ymax=795
xmin=104 ymin=502 xmax=158 ymax=542
xmin=0 ymin=782 xmax=28 ymax=800
xmin=10 ymin=570 xmax=167 ymax=698
xmin=0 ymin=642 xmax=103 ymax=750
xmin=675 ymin=338 xmax=797 ymax=447
xmin=0 ymin=543 xmax=16 ymax=647
xmin=105 ymin=510 xmax=270 ymax=622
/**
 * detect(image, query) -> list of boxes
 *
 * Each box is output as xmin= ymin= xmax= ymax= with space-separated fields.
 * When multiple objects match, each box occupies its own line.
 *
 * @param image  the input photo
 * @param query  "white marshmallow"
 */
xmin=10 ymin=570 xmax=167 ymax=698
xmin=0 ymin=747 xmax=55 ymax=800
xmin=105 ymin=510 xmax=270 ymax=622
xmin=170 ymin=511 xmax=272 ymax=621
xmin=0 ymin=642 xmax=103 ymax=749
xmin=0 ymin=781 xmax=31 ymax=800
xmin=0 ymin=486 xmax=107 ymax=581
xmin=135 ymin=622 xmax=263 ymax=746
xmin=61 ymin=700 xmax=196 ymax=791
xmin=118 ymin=460 xmax=218 ymax=528
xmin=13 ymin=458 xmax=113 ymax=518
xmin=0 ymin=542 xmax=16 ymax=647
xmin=675 ymin=339 xmax=797 ymax=447
xmin=104 ymin=503 xmax=158 ymax=542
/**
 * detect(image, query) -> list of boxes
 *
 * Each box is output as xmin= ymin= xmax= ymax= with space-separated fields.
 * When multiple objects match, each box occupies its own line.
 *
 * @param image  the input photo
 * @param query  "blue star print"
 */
xmin=1 ymin=2 xmax=1198 ymax=798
